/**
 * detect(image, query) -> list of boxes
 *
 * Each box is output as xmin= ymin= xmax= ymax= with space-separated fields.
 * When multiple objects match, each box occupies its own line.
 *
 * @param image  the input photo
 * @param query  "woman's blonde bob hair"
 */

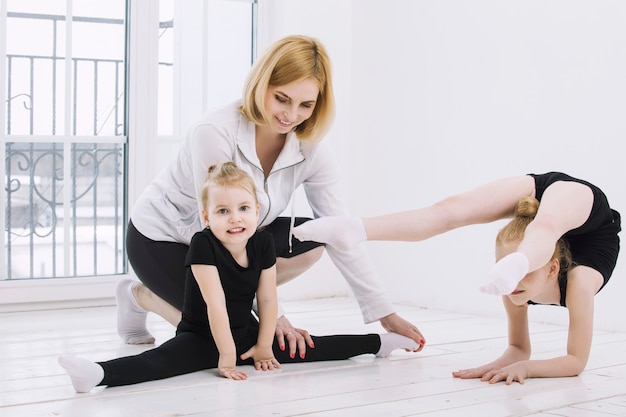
xmin=239 ymin=35 xmax=335 ymax=142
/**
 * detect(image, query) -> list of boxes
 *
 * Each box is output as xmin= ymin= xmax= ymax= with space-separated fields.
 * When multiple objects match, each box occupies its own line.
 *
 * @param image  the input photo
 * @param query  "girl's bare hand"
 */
xmin=241 ymin=346 xmax=282 ymax=371
xmin=254 ymin=356 xmax=282 ymax=371
xmin=481 ymin=362 xmax=528 ymax=385
xmin=452 ymin=364 xmax=497 ymax=379
xmin=218 ymin=366 xmax=248 ymax=380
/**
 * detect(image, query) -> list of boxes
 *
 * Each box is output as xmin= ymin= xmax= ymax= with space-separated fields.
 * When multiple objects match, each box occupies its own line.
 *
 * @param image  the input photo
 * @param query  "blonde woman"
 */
xmin=119 ymin=35 xmax=425 ymax=356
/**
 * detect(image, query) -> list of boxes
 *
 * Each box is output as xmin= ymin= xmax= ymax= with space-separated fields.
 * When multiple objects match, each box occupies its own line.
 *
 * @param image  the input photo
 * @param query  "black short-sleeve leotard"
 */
xmin=180 ymin=228 xmax=276 ymax=342
xmin=97 ymin=228 xmax=381 ymax=388
xmin=528 ymin=172 xmax=621 ymax=307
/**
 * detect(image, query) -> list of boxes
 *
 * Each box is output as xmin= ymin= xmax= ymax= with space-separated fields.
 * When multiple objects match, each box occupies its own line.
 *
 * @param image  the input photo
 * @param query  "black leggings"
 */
xmin=126 ymin=218 xmax=324 ymax=311
xmin=99 ymin=326 xmax=381 ymax=387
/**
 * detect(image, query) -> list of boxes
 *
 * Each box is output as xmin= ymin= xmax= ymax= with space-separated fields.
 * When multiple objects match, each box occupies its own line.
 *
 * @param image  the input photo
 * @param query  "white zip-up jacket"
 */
xmin=131 ymin=101 xmax=393 ymax=323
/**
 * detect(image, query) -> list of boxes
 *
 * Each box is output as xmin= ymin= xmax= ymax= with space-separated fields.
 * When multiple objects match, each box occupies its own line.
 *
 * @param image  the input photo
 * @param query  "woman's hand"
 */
xmin=275 ymin=315 xmax=314 ymax=359
xmin=379 ymin=313 xmax=425 ymax=352
xmin=241 ymin=345 xmax=282 ymax=371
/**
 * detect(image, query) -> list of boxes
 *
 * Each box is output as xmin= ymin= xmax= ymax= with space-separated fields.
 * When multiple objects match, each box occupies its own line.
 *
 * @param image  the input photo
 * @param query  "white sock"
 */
xmin=479 ymin=252 xmax=530 ymax=295
xmin=58 ymin=355 xmax=104 ymax=393
xmin=293 ymin=216 xmax=367 ymax=251
xmin=375 ymin=333 xmax=420 ymax=358
xmin=116 ymin=278 xmax=155 ymax=344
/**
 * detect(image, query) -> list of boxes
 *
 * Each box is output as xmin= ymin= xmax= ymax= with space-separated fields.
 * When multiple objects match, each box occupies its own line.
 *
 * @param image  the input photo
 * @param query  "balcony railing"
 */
xmin=3 ymin=11 xmax=130 ymax=280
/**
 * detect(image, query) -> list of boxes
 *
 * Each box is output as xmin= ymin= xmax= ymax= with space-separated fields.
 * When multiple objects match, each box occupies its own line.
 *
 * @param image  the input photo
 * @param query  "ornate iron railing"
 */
xmin=3 ymin=11 xmax=129 ymax=279
xmin=5 ymin=141 xmax=125 ymax=279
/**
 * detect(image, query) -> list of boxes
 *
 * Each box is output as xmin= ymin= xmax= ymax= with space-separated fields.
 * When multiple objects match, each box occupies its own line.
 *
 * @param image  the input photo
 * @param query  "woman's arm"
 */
xmin=300 ymin=144 xmax=424 ymax=346
xmin=191 ymin=264 xmax=247 ymax=380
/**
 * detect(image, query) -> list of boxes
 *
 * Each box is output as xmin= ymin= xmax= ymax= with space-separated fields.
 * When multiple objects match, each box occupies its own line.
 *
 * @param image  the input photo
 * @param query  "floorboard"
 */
xmin=1 ymin=297 xmax=625 ymax=417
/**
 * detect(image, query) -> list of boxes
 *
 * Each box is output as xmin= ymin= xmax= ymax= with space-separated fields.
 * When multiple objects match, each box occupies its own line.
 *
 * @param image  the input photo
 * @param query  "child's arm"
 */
xmin=453 ymin=296 xmax=531 ymax=380
xmin=256 ymin=265 xmax=279 ymax=352
xmin=462 ymin=270 xmax=601 ymax=384
xmin=191 ymin=264 xmax=248 ymax=380
xmin=240 ymin=265 xmax=281 ymax=370
xmin=487 ymin=270 xmax=598 ymax=383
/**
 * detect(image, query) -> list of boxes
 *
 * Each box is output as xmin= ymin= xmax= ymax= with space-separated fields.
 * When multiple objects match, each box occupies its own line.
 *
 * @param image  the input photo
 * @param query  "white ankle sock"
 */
xmin=116 ymin=278 xmax=155 ymax=344
xmin=376 ymin=333 xmax=420 ymax=358
xmin=58 ymin=355 xmax=104 ymax=393
xmin=293 ymin=216 xmax=367 ymax=251
xmin=479 ymin=251 xmax=530 ymax=295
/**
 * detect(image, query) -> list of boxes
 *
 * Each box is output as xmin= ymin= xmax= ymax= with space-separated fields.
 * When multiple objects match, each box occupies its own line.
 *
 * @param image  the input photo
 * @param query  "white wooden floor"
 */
xmin=2 ymin=297 xmax=626 ymax=417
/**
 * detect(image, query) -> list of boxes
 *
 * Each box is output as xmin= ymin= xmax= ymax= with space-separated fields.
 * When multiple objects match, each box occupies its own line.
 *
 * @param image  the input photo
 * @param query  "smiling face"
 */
xmin=203 ymin=185 xmax=259 ymax=248
xmin=498 ymin=240 xmax=560 ymax=306
xmin=263 ymin=78 xmax=319 ymax=135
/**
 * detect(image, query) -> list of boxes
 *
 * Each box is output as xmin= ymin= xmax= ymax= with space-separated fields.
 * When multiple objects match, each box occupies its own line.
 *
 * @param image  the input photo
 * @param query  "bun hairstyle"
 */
xmin=497 ymin=197 xmax=572 ymax=283
xmin=514 ymin=196 xmax=539 ymax=219
xmin=496 ymin=197 xmax=538 ymax=246
xmin=201 ymin=162 xmax=258 ymax=211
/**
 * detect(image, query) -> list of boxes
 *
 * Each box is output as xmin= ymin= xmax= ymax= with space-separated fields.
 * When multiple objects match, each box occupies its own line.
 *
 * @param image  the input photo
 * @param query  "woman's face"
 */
xmin=264 ymin=78 xmax=319 ymax=134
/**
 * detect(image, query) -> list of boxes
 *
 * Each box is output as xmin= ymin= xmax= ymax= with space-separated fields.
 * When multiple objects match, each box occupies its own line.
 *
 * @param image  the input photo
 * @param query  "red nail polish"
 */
xmin=300 ymin=353 xmax=305 ymax=359
xmin=290 ymin=353 xmax=294 ymax=359
xmin=310 ymin=343 xmax=315 ymax=348
xmin=281 ymin=346 xmax=285 ymax=351
xmin=420 ymin=339 xmax=426 ymax=344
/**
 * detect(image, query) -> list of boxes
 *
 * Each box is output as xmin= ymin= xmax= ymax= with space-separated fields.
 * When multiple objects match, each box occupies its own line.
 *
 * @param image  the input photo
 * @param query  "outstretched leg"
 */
xmin=272 ymin=333 xmax=419 ymax=363
xmin=376 ymin=333 xmax=421 ymax=357
xmin=293 ymin=216 xmax=367 ymax=251
xmin=480 ymin=180 xmax=594 ymax=295
xmin=57 ymin=356 xmax=105 ymax=393
xmin=294 ymin=175 xmax=535 ymax=249
xmin=59 ymin=332 xmax=219 ymax=392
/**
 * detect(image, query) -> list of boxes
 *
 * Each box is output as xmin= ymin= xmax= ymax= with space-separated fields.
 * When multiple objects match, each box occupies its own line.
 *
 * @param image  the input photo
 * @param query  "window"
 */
xmin=1 ymin=0 xmax=257 ymax=307
xmin=2 ymin=0 xmax=128 ymax=280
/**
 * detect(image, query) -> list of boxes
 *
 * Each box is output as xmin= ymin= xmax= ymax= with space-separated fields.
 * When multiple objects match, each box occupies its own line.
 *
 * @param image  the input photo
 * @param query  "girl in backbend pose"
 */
xmin=295 ymin=172 xmax=620 ymax=383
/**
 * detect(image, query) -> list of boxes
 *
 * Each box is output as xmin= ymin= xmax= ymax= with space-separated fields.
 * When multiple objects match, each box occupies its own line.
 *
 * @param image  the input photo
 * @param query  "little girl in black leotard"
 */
xmin=57 ymin=162 xmax=419 ymax=392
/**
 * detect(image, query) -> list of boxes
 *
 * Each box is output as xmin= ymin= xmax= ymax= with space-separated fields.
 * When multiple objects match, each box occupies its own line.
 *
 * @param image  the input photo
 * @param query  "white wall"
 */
xmin=265 ymin=1 xmax=626 ymax=332
xmin=258 ymin=0 xmax=355 ymax=301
